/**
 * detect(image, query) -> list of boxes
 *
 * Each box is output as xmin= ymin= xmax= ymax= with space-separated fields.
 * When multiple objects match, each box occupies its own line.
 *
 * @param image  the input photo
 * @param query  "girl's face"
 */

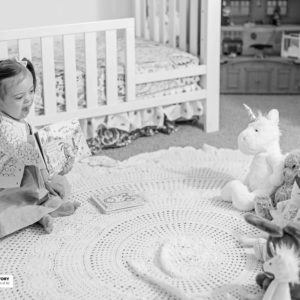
xmin=0 ymin=70 xmax=34 ymax=120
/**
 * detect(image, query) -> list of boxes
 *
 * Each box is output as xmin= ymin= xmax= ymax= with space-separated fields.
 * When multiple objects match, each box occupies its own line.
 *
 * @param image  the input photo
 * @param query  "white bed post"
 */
xmin=135 ymin=0 xmax=142 ymax=37
xmin=200 ymin=0 xmax=221 ymax=132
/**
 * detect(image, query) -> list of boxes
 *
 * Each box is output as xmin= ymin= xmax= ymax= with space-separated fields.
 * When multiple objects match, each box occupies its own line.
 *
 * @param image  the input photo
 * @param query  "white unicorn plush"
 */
xmin=262 ymin=243 xmax=300 ymax=300
xmin=221 ymin=105 xmax=285 ymax=211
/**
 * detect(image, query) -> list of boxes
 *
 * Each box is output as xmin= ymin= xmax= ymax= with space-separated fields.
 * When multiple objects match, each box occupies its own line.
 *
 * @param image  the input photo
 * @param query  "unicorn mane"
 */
xmin=274 ymin=243 xmax=300 ymax=284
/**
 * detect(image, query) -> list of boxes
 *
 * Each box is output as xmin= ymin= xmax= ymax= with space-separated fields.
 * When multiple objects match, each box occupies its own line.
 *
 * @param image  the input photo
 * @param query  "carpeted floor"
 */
xmin=101 ymin=94 xmax=300 ymax=161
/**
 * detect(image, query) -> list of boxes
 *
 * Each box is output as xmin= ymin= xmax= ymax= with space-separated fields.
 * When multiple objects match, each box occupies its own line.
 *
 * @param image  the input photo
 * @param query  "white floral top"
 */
xmin=0 ymin=113 xmax=40 ymax=188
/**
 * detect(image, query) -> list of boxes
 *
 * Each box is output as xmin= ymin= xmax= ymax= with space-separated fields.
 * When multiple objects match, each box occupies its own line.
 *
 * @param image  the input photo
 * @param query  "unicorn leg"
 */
xmin=231 ymin=186 xmax=255 ymax=211
xmin=221 ymin=180 xmax=244 ymax=202
xmin=221 ymin=180 xmax=255 ymax=211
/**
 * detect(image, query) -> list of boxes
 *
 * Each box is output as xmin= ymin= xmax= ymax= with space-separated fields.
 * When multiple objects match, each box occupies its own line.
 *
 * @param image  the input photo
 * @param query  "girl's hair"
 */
xmin=0 ymin=58 xmax=36 ymax=99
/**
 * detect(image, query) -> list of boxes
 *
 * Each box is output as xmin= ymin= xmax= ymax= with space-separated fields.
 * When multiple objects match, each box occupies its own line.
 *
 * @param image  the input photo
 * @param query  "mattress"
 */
xmin=8 ymin=35 xmax=202 ymax=115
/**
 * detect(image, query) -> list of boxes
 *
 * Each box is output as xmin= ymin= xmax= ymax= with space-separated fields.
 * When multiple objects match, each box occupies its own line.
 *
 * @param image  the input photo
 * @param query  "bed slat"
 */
xmin=149 ymin=0 xmax=159 ymax=42
xmin=125 ymin=27 xmax=136 ymax=101
xmin=141 ymin=0 xmax=147 ymax=38
xmin=85 ymin=32 xmax=98 ymax=109
xmin=189 ymin=0 xmax=199 ymax=55
xmin=0 ymin=42 xmax=8 ymax=60
xmin=179 ymin=0 xmax=188 ymax=51
xmin=159 ymin=0 xmax=166 ymax=44
xmin=105 ymin=30 xmax=118 ymax=105
xmin=200 ymin=0 xmax=221 ymax=132
xmin=63 ymin=35 xmax=78 ymax=112
xmin=41 ymin=37 xmax=57 ymax=115
xmin=18 ymin=39 xmax=32 ymax=60
xmin=18 ymin=39 xmax=34 ymax=119
xmin=168 ymin=0 xmax=177 ymax=47
xmin=135 ymin=0 xmax=142 ymax=37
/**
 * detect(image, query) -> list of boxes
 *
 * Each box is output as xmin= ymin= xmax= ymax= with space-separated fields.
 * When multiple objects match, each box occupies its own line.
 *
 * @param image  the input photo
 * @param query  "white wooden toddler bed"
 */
xmin=0 ymin=0 xmax=221 ymax=139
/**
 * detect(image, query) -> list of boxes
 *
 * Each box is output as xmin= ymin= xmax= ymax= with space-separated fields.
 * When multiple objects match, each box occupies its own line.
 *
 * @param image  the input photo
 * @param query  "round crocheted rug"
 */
xmin=0 ymin=145 xmax=263 ymax=300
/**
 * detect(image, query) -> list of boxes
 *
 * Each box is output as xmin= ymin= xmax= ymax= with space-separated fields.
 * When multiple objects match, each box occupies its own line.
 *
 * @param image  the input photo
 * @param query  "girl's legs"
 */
xmin=38 ymin=201 xmax=80 ymax=233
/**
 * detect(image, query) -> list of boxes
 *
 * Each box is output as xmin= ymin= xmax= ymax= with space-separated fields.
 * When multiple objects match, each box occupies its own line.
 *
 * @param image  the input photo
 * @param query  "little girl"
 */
xmin=0 ymin=58 xmax=80 ymax=238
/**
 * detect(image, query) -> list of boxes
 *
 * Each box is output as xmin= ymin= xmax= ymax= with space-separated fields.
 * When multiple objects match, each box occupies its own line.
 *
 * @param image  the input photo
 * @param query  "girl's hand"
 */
xmin=59 ymin=156 xmax=75 ymax=175
xmin=45 ymin=180 xmax=64 ymax=198
xmin=45 ymin=181 xmax=60 ymax=196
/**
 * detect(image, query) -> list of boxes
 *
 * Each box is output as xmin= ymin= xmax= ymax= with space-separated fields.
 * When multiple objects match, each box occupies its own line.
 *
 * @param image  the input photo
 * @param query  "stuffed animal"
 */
xmin=270 ymin=175 xmax=300 ymax=227
xmin=254 ymin=151 xmax=300 ymax=220
xmin=262 ymin=243 xmax=300 ymax=300
xmin=240 ymin=213 xmax=300 ymax=299
xmin=271 ymin=150 xmax=300 ymax=207
xmin=221 ymin=105 xmax=285 ymax=211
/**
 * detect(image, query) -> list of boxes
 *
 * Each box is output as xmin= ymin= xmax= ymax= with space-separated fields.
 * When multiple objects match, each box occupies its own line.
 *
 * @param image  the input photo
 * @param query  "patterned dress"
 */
xmin=0 ymin=113 xmax=63 ymax=238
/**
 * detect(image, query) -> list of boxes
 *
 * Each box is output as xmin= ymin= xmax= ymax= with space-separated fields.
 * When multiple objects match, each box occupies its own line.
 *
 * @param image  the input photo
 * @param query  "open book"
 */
xmin=90 ymin=190 xmax=147 ymax=214
xmin=35 ymin=119 xmax=91 ymax=177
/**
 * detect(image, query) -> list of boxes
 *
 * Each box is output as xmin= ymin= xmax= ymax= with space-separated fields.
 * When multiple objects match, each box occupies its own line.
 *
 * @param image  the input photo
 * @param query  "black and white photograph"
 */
xmin=1 ymin=0 xmax=300 ymax=299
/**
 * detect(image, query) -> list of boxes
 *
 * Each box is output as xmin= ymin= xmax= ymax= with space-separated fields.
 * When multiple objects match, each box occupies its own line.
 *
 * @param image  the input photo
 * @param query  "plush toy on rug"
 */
xmin=270 ymin=175 xmax=300 ymax=227
xmin=271 ymin=150 xmax=300 ymax=207
xmin=221 ymin=105 xmax=285 ymax=211
xmin=262 ymin=243 xmax=300 ymax=300
xmin=254 ymin=150 xmax=300 ymax=220
xmin=239 ymin=213 xmax=300 ymax=299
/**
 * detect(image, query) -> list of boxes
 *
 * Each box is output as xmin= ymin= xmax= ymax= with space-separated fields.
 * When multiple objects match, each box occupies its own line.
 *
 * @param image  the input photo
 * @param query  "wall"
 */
xmin=0 ymin=0 xmax=134 ymax=30
xmin=287 ymin=0 xmax=300 ymax=24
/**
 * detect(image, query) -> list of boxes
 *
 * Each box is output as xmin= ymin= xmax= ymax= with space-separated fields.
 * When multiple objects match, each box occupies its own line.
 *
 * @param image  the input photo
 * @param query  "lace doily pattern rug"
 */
xmin=0 ymin=145 xmax=263 ymax=300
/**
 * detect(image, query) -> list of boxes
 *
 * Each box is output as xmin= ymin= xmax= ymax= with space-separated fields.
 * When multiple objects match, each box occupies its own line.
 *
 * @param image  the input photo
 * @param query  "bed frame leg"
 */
xmin=200 ymin=0 xmax=222 ymax=133
xmin=204 ymin=100 xmax=220 ymax=133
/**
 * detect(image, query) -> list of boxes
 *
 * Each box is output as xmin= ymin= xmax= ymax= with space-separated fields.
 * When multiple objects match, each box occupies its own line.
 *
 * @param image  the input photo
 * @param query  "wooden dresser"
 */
xmin=220 ymin=56 xmax=300 ymax=94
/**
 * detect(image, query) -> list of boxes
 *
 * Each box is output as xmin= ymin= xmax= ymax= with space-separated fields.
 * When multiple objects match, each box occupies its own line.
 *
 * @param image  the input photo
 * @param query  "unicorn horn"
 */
xmin=243 ymin=104 xmax=256 ymax=120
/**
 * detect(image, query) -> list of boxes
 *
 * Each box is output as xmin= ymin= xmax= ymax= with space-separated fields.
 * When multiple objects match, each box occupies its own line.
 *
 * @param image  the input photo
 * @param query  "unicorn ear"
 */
xmin=267 ymin=109 xmax=279 ymax=125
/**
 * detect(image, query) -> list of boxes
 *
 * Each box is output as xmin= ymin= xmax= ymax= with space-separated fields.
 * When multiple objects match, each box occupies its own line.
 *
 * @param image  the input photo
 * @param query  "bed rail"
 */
xmin=0 ymin=19 xmax=136 ymax=128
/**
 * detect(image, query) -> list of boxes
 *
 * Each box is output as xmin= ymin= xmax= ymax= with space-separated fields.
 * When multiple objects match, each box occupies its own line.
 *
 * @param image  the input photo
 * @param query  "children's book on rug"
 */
xmin=35 ymin=118 xmax=91 ymax=177
xmin=90 ymin=191 xmax=147 ymax=214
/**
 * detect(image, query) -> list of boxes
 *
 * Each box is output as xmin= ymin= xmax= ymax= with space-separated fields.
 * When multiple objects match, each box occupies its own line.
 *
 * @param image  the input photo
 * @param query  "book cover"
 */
xmin=35 ymin=118 xmax=91 ymax=177
xmin=90 ymin=191 xmax=147 ymax=214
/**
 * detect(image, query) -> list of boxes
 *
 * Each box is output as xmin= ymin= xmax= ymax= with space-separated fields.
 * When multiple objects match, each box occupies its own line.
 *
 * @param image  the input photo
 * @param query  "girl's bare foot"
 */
xmin=39 ymin=214 xmax=54 ymax=233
